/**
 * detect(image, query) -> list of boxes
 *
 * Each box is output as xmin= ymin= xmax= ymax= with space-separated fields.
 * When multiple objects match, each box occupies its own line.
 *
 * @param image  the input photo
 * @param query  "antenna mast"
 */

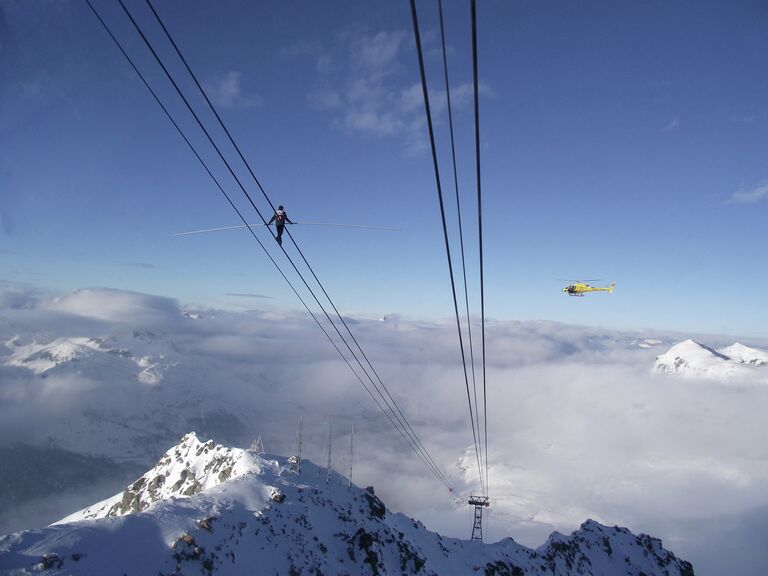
xmin=347 ymin=423 xmax=354 ymax=488
xmin=326 ymin=417 xmax=333 ymax=484
xmin=290 ymin=414 xmax=303 ymax=474
xmin=251 ymin=435 xmax=265 ymax=454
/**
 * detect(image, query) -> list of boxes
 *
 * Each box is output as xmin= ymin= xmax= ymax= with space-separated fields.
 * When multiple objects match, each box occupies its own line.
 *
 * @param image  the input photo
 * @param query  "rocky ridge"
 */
xmin=0 ymin=434 xmax=694 ymax=576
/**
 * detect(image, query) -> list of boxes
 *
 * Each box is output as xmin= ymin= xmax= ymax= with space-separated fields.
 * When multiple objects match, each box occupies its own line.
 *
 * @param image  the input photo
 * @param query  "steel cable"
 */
xmin=86 ymin=0 xmax=452 ymax=490
xmin=409 ymin=0 xmax=485 ymax=495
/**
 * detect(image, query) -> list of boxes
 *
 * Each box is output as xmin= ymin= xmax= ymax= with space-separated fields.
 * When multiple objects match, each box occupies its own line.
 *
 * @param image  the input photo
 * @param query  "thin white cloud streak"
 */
xmin=731 ymin=113 xmax=758 ymax=125
xmin=660 ymin=116 xmax=680 ymax=132
xmin=1 ymin=288 xmax=767 ymax=576
xmin=119 ymin=261 xmax=155 ymax=270
xmin=225 ymin=293 xmax=273 ymax=299
xmin=728 ymin=181 xmax=768 ymax=204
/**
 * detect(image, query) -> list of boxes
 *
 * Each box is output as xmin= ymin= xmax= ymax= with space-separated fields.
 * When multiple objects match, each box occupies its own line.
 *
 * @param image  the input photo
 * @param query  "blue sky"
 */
xmin=2 ymin=0 xmax=767 ymax=336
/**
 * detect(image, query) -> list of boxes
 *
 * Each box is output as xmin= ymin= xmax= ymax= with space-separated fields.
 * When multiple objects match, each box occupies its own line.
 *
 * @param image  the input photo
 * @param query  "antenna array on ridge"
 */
xmin=289 ymin=414 xmax=303 ymax=474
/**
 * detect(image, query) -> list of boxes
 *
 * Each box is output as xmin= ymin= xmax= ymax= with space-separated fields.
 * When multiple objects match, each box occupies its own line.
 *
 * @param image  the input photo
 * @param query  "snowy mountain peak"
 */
xmin=3 ymin=331 xmax=171 ymax=384
xmin=0 ymin=435 xmax=693 ymax=576
xmin=655 ymin=339 xmax=744 ymax=380
xmin=4 ymin=336 xmax=106 ymax=374
xmin=719 ymin=342 xmax=768 ymax=366
xmin=57 ymin=432 xmax=261 ymax=523
xmin=655 ymin=339 xmax=768 ymax=381
xmin=673 ymin=339 xmax=728 ymax=360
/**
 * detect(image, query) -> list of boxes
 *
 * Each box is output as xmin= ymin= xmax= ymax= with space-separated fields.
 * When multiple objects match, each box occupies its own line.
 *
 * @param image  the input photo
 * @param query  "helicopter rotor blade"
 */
xmin=556 ymin=278 xmax=603 ymax=283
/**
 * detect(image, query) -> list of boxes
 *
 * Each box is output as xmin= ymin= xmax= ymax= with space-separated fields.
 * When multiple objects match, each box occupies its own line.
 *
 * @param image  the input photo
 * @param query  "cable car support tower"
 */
xmin=410 ymin=0 xmax=492 ymax=541
xmin=468 ymin=495 xmax=489 ymax=541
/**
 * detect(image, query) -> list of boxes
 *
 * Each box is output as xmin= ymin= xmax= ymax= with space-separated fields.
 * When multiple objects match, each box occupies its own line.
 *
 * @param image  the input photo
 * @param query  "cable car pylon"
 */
xmin=468 ymin=495 xmax=489 ymax=541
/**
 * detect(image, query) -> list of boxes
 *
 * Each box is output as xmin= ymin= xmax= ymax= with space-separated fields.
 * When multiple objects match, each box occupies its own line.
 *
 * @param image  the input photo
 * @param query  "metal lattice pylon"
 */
xmin=251 ymin=435 xmax=265 ymax=454
xmin=347 ymin=424 xmax=354 ymax=489
xmin=289 ymin=414 xmax=303 ymax=474
xmin=326 ymin=417 xmax=333 ymax=484
xmin=468 ymin=496 xmax=489 ymax=541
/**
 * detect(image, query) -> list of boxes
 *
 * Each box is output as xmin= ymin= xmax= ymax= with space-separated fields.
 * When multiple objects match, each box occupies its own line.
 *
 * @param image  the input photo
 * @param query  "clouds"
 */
xmin=0 ymin=283 xmax=40 ymax=310
xmin=301 ymin=29 xmax=492 ymax=155
xmin=43 ymin=287 xmax=180 ymax=324
xmin=204 ymin=71 xmax=262 ymax=110
xmin=225 ymin=292 xmax=273 ymax=299
xmin=728 ymin=181 xmax=768 ymax=204
xmin=307 ymin=30 xmax=418 ymax=140
xmin=1 ymin=287 xmax=768 ymax=575
xmin=354 ymin=30 xmax=407 ymax=73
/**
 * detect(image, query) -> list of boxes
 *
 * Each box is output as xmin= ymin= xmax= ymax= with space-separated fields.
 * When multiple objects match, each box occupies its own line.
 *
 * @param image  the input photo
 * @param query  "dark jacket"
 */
xmin=268 ymin=209 xmax=293 ymax=226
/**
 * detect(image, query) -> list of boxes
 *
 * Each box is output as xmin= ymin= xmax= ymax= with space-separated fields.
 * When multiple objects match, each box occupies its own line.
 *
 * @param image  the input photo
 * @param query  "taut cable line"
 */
xmin=141 ymin=0 xmax=452 ymax=490
xmin=409 ymin=0 xmax=485 ymax=496
xmin=471 ymin=0 xmax=490 ymax=498
xmin=86 ymin=0 xmax=452 ymax=491
xmin=437 ymin=0 xmax=484 ymax=488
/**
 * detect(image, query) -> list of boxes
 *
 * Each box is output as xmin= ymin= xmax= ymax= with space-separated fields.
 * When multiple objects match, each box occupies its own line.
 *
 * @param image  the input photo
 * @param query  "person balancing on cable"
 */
xmin=267 ymin=205 xmax=294 ymax=246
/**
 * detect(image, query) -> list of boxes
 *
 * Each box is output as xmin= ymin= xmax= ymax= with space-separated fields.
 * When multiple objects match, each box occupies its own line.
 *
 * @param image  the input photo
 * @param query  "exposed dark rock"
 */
xmin=364 ymin=491 xmax=386 ymax=520
xmin=199 ymin=517 xmax=217 ymax=532
xmin=484 ymin=561 xmax=524 ymax=576
xmin=38 ymin=554 xmax=63 ymax=570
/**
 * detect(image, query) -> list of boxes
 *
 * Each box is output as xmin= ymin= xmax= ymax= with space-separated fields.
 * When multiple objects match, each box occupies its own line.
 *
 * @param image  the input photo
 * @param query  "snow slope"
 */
xmin=654 ymin=339 xmax=768 ymax=381
xmin=0 ymin=434 xmax=694 ymax=576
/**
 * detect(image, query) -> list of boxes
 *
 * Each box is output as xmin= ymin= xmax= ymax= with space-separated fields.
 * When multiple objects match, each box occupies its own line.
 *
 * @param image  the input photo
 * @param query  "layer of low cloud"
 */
xmin=1 ymin=287 xmax=767 ymax=575
xmin=0 ymin=283 xmax=41 ymax=310
xmin=728 ymin=181 xmax=768 ymax=204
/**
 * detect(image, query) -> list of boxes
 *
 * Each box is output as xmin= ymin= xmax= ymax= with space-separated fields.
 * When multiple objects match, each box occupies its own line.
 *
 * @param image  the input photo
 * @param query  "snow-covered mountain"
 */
xmin=719 ymin=342 xmax=768 ymax=366
xmin=0 ymin=434 xmax=694 ymax=576
xmin=3 ymin=333 xmax=168 ymax=385
xmin=654 ymin=339 xmax=768 ymax=381
xmin=1 ymin=327 xmax=257 ymax=463
xmin=57 ymin=433 xmax=259 ymax=523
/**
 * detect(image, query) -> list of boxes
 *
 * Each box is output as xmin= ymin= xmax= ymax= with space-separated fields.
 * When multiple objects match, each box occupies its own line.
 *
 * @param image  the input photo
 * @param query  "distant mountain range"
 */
xmin=0 ymin=433 xmax=694 ymax=576
xmin=1 ymin=325 xmax=257 ymax=462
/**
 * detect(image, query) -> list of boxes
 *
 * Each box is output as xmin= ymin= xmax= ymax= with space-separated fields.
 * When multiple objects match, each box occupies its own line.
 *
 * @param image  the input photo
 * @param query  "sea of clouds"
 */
xmin=1 ymin=286 xmax=767 ymax=576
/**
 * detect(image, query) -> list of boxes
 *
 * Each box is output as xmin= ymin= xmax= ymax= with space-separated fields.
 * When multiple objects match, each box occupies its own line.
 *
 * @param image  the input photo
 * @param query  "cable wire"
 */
xmin=437 ymin=0 xmax=484 ymax=487
xmin=471 ymin=0 xmax=490 ymax=497
xmin=409 ymin=0 xmax=485 ymax=495
xmin=140 ymin=0 xmax=452 ymax=489
xmin=143 ymin=0 xmax=452 ymax=488
xmin=86 ymin=0 xmax=452 ymax=490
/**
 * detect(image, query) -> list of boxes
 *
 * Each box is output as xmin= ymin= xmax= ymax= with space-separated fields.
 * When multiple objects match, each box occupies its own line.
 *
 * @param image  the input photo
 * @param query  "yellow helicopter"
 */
xmin=562 ymin=280 xmax=616 ymax=297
